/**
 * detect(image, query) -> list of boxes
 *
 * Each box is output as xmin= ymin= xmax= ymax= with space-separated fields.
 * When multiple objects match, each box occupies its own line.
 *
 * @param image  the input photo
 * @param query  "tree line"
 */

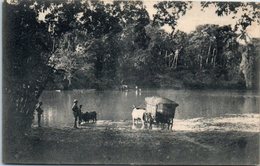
xmin=48 ymin=23 xmax=259 ymax=90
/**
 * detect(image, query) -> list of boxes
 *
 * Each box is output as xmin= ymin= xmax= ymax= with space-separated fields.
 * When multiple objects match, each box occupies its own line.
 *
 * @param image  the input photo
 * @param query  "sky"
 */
xmin=142 ymin=1 xmax=260 ymax=38
xmin=38 ymin=0 xmax=260 ymax=38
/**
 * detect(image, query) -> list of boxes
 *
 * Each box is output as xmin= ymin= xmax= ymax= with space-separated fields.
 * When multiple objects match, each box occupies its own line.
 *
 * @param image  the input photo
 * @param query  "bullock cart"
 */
xmin=145 ymin=96 xmax=179 ymax=130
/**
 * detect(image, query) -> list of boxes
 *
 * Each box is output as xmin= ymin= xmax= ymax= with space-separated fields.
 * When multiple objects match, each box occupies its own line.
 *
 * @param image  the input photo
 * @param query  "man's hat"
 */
xmin=74 ymin=99 xmax=78 ymax=103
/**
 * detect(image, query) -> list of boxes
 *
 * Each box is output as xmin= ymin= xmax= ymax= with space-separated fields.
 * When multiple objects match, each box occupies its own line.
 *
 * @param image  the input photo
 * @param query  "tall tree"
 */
xmin=3 ymin=1 xmax=54 ymax=160
xmin=201 ymin=2 xmax=260 ymax=42
xmin=200 ymin=2 xmax=259 ymax=87
xmin=153 ymin=1 xmax=192 ymax=35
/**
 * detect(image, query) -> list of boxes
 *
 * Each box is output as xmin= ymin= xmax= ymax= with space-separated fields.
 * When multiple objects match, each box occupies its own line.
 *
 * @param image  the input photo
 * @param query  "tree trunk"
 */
xmin=240 ymin=49 xmax=254 ymax=89
xmin=206 ymin=44 xmax=211 ymax=66
xmin=212 ymin=48 xmax=216 ymax=68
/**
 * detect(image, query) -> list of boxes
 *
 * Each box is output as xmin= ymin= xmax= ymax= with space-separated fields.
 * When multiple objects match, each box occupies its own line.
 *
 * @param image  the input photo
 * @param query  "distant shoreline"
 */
xmin=45 ymin=87 xmax=259 ymax=92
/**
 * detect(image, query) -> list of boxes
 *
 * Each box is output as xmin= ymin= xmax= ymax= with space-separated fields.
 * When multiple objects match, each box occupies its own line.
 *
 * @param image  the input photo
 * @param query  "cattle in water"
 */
xmin=81 ymin=111 xmax=97 ymax=123
xmin=132 ymin=105 xmax=150 ymax=129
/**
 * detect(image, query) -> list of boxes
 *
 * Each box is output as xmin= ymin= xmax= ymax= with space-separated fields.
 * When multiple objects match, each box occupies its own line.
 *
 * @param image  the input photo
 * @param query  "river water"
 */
xmin=35 ymin=89 xmax=259 ymax=129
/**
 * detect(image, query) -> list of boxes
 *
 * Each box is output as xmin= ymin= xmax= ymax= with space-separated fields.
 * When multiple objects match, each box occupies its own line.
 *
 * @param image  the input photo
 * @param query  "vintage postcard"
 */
xmin=2 ymin=0 xmax=259 ymax=165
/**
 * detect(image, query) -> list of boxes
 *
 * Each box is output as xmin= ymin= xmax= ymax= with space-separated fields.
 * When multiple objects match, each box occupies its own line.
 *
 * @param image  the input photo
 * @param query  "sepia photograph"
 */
xmin=2 ymin=0 xmax=260 ymax=165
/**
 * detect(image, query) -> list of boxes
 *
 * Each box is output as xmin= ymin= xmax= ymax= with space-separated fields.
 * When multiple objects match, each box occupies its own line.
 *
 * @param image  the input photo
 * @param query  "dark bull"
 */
xmin=80 ymin=111 xmax=97 ymax=123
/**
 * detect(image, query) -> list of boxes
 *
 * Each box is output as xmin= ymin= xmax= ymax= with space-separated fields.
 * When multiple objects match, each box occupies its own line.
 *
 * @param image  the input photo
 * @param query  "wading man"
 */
xmin=35 ymin=101 xmax=44 ymax=127
xmin=72 ymin=99 xmax=79 ymax=128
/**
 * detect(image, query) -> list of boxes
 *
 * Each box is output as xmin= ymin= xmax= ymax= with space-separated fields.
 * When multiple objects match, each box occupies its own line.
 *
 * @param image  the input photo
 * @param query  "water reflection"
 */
xmin=135 ymin=90 xmax=142 ymax=96
xmin=35 ymin=89 xmax=259 ymax=128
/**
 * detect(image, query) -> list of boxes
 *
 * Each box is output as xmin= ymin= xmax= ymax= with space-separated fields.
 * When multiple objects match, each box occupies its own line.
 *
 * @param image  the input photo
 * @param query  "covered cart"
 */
xmin=145 ymin=96 xmax=179 ymax=129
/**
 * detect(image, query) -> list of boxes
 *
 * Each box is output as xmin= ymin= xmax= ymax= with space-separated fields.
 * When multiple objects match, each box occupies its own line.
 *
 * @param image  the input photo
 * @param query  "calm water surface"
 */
xmin=36 ymin=89 xmax=259 ymax=128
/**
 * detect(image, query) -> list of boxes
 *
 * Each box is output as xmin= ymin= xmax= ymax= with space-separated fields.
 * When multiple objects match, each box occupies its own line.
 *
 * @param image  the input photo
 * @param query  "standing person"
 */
xmin=35 ymin=101 xmax=44 ymax=127
xmin=72 ymin=99 xmax=79 ymax=128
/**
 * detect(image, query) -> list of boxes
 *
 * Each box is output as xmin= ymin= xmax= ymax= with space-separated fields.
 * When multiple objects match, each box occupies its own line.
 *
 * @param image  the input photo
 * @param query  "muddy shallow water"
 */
xmin=36 ymin=89 xmax=259 ymax=128
xmin=32 ymin=113 xmax=259 ymax=133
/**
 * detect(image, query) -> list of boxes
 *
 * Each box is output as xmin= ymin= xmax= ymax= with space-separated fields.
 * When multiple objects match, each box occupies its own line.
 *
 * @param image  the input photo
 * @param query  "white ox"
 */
xmin=131 ymin=105 xmax=146 ymax=129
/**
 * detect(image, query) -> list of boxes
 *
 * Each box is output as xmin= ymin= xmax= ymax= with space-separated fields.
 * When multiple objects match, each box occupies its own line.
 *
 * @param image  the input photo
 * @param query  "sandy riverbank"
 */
xmin=4 ymin=114 xmax=260 ymax=165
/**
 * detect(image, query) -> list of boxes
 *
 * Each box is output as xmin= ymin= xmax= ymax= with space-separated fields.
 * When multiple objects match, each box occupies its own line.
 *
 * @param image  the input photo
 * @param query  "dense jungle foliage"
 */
xmin=38 ymin=1 xmax=259 ymax=90
xmin=47 ymin=24 xmax=259 ymax=90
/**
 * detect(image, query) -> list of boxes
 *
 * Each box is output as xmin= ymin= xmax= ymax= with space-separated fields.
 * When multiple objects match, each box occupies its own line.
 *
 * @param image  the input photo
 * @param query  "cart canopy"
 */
xmin=145 ymin=96 xmax=179 ymax=116
xmin=145 ymin=96 xmax=178 ymax=106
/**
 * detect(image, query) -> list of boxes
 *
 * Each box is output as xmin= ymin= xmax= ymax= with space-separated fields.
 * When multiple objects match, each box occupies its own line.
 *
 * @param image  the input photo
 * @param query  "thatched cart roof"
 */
xmin=145 ymin=96 xmax=179 ymax=106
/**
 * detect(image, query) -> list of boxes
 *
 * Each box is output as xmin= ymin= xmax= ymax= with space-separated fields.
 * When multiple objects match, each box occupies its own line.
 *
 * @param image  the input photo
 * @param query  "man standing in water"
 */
xmin=72 ymin=99 xmax=79 ymax=128
xmin=35 ymin=101 xmax=44 ymax=127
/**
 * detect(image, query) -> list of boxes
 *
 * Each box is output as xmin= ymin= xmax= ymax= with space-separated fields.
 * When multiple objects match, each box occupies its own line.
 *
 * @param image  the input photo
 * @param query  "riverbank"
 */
xmin=4 ymin=114 xmax=259 ymax=165
xmin=46 ymin=70 xmax=257 ymax=91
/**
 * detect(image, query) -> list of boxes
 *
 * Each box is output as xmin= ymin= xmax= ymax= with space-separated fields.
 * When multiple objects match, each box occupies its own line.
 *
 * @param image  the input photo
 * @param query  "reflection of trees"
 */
xmin=240 ymin=43 xmax=259 ymax=89
xmin=67 ymin=93 xmax=72 ymax=121
xmin=241 ymin=96 xmax=258 ymax=114
xmin=175 ymin=92 xmax=256 ymax=119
